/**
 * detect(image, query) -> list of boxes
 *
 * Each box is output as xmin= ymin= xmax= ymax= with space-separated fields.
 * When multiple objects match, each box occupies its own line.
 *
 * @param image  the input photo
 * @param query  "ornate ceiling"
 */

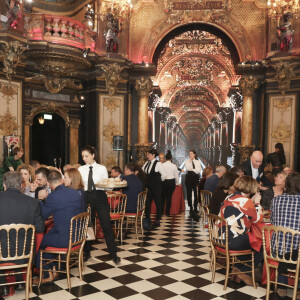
xmin=155 ymin=29 xmax=239 ymax=143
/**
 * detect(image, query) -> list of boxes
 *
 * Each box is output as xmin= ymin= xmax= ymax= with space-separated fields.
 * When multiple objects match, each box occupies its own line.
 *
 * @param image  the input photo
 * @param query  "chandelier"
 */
xmin=99 ymin=0 xmax=133 ymax=21
xmin=267 ymin=0 xmax=300 ymax=17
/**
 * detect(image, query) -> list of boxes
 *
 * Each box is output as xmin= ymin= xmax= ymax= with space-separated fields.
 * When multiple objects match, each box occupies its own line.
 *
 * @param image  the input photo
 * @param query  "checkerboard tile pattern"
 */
xmin=9 ymin=212 xmax=276 ymax=300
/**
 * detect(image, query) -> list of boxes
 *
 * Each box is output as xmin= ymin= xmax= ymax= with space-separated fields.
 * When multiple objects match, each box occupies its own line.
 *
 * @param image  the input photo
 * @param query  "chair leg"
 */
xmin=266 ymin=266 xmax=271 ymax=300
xmin=25 ymin=267 xmax=30 ymax=300
xmin=274 ymin=268 xmax=278 ymax=292
xmin=135 ymin=217 xmax=139 ymax=239
xmin=66 ymin=253 xmax=71 ymax=290
xmin=224 ymin=255 xmax=230 ymax=290
xmin=120 ymin=220 xmax=123 ymax=244
xmin=38 ymin=251 xmax=43 ymax=287
xmin=211 ymin=250 xmax=216 ymax=283
xmin=251 ymin=253 xmax=256 ymax=289
xmin=78 ymin=251 xmax=83 ymax=281
xmin=141 ymin=215 xmax=144 ymax=237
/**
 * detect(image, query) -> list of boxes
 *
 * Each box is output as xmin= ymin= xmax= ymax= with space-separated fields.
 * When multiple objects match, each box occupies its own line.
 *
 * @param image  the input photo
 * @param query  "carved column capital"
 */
xmin=239 ymin=76 xmax=259 ymax=97
xmin=135 ymin=77 xmax=153 ymax=97
xmin=239 ymin=145 xmax=254 ymax=164
xmin=69 ymin=118 xmax=81 ymax=129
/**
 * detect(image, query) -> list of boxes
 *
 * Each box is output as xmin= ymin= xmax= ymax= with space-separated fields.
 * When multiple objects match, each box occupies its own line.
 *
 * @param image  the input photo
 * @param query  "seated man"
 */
xmin=111 ymin=166 xmax=122 ymax=178
xmin=204 ymin=165 xmax=226 ymax=193
xmin=28 ymin=167 xmax=51 ymax=200
xmin=0 ymin=171 xmax=44 ymax=295
xmin=121 ymin=164 xmax=143 ymax=213
xmin=36 ymin=170 xmax=83 ymax=283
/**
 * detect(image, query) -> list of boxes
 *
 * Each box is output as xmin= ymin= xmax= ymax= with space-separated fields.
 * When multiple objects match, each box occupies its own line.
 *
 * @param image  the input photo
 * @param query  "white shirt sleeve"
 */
xmin=155 ymin=162 xmax=167 ymax=181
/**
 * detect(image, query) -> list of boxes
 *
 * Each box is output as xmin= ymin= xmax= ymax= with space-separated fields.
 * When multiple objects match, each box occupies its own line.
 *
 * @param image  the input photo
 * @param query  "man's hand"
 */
xmin=251 ymin=192 xmax=261 ymax=205
xmin=30 ymin=182 xmax=38 ymax=192
xmin=38 ymin=189 xmax=48 ymax=200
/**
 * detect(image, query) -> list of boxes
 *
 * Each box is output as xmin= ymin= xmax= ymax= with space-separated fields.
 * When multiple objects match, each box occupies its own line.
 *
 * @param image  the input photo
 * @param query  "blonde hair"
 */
xmin=233 ymin=175 xmax=259 ymax=195
xmin=17 ymin=164 xmax=35 ymax=183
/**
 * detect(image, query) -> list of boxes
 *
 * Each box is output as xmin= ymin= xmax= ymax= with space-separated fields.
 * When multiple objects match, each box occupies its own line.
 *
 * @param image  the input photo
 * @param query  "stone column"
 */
xmin=135 ymin=77 xmax=152 ymax=165
xmin=69 ymin=119 xmax=81 ymax=165
xmin=239 ymin=76 xmax=259 ymax=163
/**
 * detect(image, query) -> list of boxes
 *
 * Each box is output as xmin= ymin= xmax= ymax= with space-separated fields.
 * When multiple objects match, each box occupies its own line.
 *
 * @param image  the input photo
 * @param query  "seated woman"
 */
xmin=260 ymin=171 xmax=286 ymax=210
xmin=208 ymin=171 xmax=238 ymax=215
xmin=17 ymin=164 xmax=35 ymax=196
xmin=219 ymin=175 xmax=263 ymax=285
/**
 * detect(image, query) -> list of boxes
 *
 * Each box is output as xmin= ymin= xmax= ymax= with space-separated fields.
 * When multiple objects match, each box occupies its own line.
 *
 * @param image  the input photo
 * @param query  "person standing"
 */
xmin=162 ymin=150 xmax=180 ymax=216
xmin=0 ymin=146 xmax=23 ymax=191
xmin=266 ymin=143 xmax=286 ymax=176
xmin=78 ymin=146 xmax=120 ymax=264
xmin=142 ymin=149 xmax=166 ymax=227
xmin=185 ymin=150 xmax=201 ymax=220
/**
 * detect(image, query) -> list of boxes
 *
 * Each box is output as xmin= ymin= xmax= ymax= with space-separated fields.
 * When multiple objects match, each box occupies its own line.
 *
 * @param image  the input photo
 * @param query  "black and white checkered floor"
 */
xmin=9 ymin=212 xmax=281 ymax=300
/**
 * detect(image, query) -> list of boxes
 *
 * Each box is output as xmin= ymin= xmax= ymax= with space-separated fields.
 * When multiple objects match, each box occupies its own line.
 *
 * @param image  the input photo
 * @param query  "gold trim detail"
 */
xmin=0 ymin=110 xmax=18 ymax=136
xmin=273 ymin=62 xmax=296 ymax=95
xmin=272 ymin=96 xmax=293 ymax=111
xmin=103 ymin=98 xmax=121 ymax=112
xmin=69 ymin=119 xmax=81 ymax=129
xmin=104 ymin=153 xmax=117 ymax=170
xmin=135 ymin=77 xmax=153 ymax=97
xmin=271 ymin=120 xmax=291 ymax=143
xmin=239 ymin=76 xmax=259 ymax=97
xmin=103 ymin=120 xmax=121 ymax=143
xmin=0 ymin=41 xmax=26 ymax=81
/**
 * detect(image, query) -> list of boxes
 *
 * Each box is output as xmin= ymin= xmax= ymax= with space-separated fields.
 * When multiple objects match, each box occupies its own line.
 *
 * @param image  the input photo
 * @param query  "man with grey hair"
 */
xmin=0 ymin=171 xmax=44 ymax=295
xmin=204 ymin=165 xmax=227 ymax=193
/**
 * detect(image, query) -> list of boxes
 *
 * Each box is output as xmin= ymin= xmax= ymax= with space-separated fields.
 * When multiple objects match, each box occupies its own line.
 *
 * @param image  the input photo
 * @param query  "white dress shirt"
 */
xmin=78 ymin=162 xmax=108 ymax=191
xmin=142 ymin=159 xmax=167 ymax=181
xmin=163 ymin=161 xmax=180 ymax=185
xmin=185 ymin=159 xmax=201 ymax=175
xmin=251 ymin=161 xmax=259 ymax=180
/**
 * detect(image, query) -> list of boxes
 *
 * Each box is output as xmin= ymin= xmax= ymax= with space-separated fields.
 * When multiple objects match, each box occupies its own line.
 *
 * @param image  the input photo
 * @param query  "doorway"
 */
xmin=32 ymin=113 xmax=67 ymax=168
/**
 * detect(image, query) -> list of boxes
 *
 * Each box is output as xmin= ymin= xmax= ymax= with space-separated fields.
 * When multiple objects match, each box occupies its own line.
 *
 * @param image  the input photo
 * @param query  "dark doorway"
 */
xmin=32 ymin=113 xmax=66 ymax=168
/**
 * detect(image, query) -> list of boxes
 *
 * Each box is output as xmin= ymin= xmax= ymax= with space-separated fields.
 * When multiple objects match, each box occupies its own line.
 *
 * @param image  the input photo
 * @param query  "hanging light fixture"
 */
xmin=38 ymin=115 xmax=45 ymax=125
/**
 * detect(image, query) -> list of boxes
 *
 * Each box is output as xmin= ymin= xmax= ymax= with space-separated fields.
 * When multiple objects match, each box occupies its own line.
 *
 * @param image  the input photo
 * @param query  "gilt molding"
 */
xmin=135 ymin=77 xmax=153 ymax=97
xmin=272 ymin=62 xmax=296 ymax=95
xmin=239 ymin=76 xmax=259 ymax=97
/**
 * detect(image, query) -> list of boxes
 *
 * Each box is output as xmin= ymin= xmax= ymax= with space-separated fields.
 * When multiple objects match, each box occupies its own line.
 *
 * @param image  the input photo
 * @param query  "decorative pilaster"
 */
xmin=69 ymin=119 xmax=81 ymax=164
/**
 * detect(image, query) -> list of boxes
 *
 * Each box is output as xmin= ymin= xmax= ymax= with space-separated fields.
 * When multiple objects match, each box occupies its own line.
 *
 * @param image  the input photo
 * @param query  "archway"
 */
xmin=32 ymin=113 xmax=67 ymax=167
xmin=152 ymin=23 xmax=240 ymax=158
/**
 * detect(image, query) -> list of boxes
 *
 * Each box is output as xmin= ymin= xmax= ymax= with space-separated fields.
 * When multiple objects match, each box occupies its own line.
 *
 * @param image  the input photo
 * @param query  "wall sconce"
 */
xmin=38 ymin=115 xmax=45 ymax=125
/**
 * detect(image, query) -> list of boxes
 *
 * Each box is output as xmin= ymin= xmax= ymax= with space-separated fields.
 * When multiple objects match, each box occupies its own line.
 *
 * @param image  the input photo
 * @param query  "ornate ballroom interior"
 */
xmin=0 ymin=0 xmax=300 ymax=170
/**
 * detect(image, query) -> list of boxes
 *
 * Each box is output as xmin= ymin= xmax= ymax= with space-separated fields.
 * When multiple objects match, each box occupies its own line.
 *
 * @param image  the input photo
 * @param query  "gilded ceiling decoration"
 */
xmin=155 ymin=29 xmax=236 ymax=142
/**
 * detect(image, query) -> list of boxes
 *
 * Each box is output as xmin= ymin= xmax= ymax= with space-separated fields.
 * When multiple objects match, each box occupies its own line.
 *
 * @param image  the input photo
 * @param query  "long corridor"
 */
xmin=11 ymin=213 xmax=270 ymax=300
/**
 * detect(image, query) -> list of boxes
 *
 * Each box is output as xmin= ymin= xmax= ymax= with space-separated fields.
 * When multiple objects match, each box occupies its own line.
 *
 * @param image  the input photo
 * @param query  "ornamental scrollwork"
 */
xmin=99 ymin=63 xmax=126 ymax=97
xmin=271 ymin=120 xmax=291 ymax=143
xmin=103 ymin=120 xmax=121 ymax=144
xmin=135 ymin=77 xmax=153 ymax=97
xmin=104 ymin=153 xmax=117 ymax=170
xmin=103 ymin=98 xmax=121 ymax=112
xmin=273 ymin=62 xmax=296 ymax=95
xmin=239 ymin=76 xmax=259 ymax=97
xmin=272 ymin=97 xmax=293 ymax=111
xmin=0 ymin=41 xmax=26 ymax=81
xmin=0 ymin=110 xmax=18 ymax=136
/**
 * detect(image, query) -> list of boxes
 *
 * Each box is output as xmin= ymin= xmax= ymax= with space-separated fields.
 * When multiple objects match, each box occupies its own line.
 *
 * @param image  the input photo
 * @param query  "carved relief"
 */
xmin=0 ymin=110 xmax=18 ymax=136
xmin=136 ymin=77 xmax=153 ymax=97
xmin=103 ymin=120 xmax=121 ymax=143
xmin=104 ymin=153 xmax=117 ymax=170
xmin=99 ymin=63 xmax=126 ymax=97
xmin=271 ymin=120 xmax=291 ymax=144
xmin=239 ymin=76 xmax=259 ymax=97
xmin=103 ymin=98 xmax=121 ymax=112
xmin=0 ymin=41 xmax=26 ymax=81
xmin=273 ymin=96 xmax=293 ymax=111
xmin=273 ymin=62 xmax=296 ymax=95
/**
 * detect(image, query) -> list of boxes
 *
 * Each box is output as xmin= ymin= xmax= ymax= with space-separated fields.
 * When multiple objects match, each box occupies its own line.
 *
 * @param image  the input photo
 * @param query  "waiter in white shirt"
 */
xmin=184 ymin=150 xmax=201 ymax=220
xmin=162 ymin=150 xmax=180 ymax=216
xmin=78 ymin=146 xmax=120 ymax=264
xmin=142 ymin=148 xmax=166 ymax=227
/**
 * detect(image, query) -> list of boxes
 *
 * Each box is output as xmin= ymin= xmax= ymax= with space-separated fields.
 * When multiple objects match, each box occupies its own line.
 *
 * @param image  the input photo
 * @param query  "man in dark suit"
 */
xmin=121 ymin=164 xmax=143 ymax=213
xmin=37 ymin=170 xmax=83 ymax=283
xmin=242 ymin=150 xmax=271 ymax=186
xmin=0 ymin=171 xmax=44 ymax=295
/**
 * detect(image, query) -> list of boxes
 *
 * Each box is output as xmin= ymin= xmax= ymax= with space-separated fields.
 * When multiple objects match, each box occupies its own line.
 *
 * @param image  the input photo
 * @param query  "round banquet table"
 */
xmin=150 ymin=184 xmax=185 ymax=215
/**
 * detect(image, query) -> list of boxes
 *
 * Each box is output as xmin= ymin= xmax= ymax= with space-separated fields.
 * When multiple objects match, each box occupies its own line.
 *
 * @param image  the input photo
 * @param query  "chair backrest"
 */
xmin=200 ymin=190 xmax=212 ymax=207
xmin=137 ymin=190 xmax=147 ymax=214
xmin=69 ymin=212 xmax=90 ymax=248
xmin=262 ymin=225 xmax=300 ymax=266
xmin=0 ymin=224 xmax=35 ymax=263
xmin=207 ymin=214 xmax=228 ymax=251
xmin=107 ymin=193 xmax=127 ymax=215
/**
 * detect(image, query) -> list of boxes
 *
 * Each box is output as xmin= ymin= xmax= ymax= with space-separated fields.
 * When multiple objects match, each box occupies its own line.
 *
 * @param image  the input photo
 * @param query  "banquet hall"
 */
xmin=0 ymin=0 xmax=300 ymax=299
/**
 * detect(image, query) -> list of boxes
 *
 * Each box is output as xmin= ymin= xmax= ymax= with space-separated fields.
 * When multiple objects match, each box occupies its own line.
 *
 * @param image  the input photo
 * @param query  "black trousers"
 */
xmin=145 ymin=183 xmax=163 ymax=221
xmin=185 ymin=172 xmax=199 ymax=211
xmin=86 ymin=190 xmax=117 ymax=258
xmin=162 ymin=179 xmax=176 ymax=215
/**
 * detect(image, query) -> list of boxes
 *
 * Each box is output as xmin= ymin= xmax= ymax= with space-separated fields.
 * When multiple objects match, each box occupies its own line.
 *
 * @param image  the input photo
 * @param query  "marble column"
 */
xmin=239 ymin=76 xmax=258 ymax=163
xmin=135 ymin=77 xmax=152 ymax=165
xmin=69 ymin=119 xmax=81 ymax=165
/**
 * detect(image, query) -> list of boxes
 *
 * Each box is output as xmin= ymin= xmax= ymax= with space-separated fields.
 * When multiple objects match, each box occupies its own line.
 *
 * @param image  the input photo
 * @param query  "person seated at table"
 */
xmin=219 ymin=175 xmax=263 ymax=285
xmin=64 ymin=168 xmax=87 ymax=212
xmin=35 ymin=170 xmax=83 ymax=284
xmin=111 ymin=166 xmax=122 ymax=178
xmin=120 ymin=163 xmax=143 ymax=213
xmin=29 ymin=160 xmax=41 ymax=171
xmin=208 ymin=171 xmax=238 ymax=215
xmin=198 ymin=166 xmax=213 ymax=191
xmin=260 ymin=171 xmax=286 ymax=210
xmin=17 ymin=164 xmax=35 ymax=196
xmin=266 ymin=142 xmax=286 ymax=176
xmin=28 ymin=167 xmax=51 ymax=200
xmin=204 ymin=165 xmax=227 ymax=193
xmin=0 ymin=171 xmax=44 ymax=295
xmin=230 ymin=165 xmax=245 ymax=177
xmin=270 ymin=172 xmax=300 ymax=297
xmin=134 ymin=165 xmax=147 ymax=189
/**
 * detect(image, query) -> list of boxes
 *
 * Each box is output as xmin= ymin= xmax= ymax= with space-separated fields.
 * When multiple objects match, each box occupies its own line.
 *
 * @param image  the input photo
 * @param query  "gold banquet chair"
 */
xmin=208 ymin=214 xmax=256 ymax=290
xmin=124 ymin=190 xmax=148 ymax=239
xmin=39 ymin=212 xmax=89 ymax=289
xmin=262 ymin=225 xmax=300 ymax=300
xmin=107 ymin=193 xmax=127 ymax=243
xmin=200 ymin=190 xmax=212 ymax=228
xmin=0 ymin=224 xmax=35 ymax=300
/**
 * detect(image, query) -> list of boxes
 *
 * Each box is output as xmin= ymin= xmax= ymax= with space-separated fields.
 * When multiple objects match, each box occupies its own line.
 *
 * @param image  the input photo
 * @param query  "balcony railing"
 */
xmin=23 ymin=13 xmax=95 ymax=52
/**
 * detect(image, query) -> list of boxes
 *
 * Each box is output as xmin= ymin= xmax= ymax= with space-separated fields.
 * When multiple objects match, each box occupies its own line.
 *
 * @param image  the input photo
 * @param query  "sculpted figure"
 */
xmin=103 ymin=13 xmax=119 ymax=53
xmin=277 ymin=12 xmax=294 ymax=52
